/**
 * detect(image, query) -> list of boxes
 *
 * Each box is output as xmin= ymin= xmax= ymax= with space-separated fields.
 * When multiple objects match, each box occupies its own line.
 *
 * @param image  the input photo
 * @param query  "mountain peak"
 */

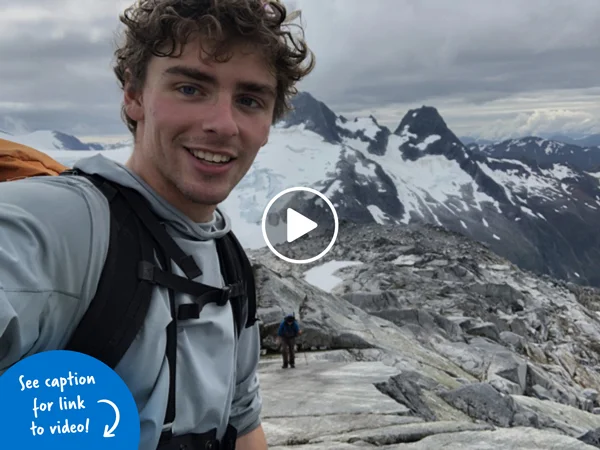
xmin=390 ymin=105 xmax=467 ymax=162
xmin=368 ymin=114 xmax=380 ymax=125
xmin=394 ymin=106 xmax=449 ymax=137
xmin=278 ymin=91 xmax=341 ymax=143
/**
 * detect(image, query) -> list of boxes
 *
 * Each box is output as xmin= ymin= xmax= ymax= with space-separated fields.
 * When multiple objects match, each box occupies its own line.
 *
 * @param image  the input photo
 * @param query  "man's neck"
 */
xmin=125 ymin=152 xmax=216 ymax=223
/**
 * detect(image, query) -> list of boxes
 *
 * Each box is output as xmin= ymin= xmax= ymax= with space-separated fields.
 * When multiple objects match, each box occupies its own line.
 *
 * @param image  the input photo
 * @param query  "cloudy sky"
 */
xmin=2 ymin=0 xmax=600 ymax=142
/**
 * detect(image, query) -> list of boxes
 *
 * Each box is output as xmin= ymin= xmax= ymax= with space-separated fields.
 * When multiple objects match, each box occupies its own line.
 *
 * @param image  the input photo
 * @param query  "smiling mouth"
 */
xmin=184 ymin=146 xmax=234 ymax=165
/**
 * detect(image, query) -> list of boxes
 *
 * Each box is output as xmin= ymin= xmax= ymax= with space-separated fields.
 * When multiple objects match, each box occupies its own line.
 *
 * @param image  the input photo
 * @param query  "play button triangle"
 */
xmin=287 ymin=208 xmax=318 ymax=243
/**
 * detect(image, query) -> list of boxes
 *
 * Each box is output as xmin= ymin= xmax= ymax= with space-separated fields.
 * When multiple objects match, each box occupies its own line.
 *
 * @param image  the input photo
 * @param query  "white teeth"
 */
xmin=188 ymin=148 xmax=231 ymax=163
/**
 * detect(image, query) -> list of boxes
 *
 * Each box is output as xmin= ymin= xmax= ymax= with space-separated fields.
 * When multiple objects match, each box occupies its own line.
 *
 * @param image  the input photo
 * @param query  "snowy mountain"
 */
xmin=220 ymin=94 xmax=600 ymax=288
xmin=28 ymin=92 xmax=600 ymax=288
xmin=467 ymin=137 xmax=600 ymax=172
xmin=0 ymin=129 xmax=115 ymax=151
xmin=550 ymin=133 xmax=600 ymax=148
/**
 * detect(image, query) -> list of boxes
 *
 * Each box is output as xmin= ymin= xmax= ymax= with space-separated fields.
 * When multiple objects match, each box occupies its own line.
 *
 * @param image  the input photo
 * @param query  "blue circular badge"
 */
xmin=0 ymin=350 xmax=140 ymax=449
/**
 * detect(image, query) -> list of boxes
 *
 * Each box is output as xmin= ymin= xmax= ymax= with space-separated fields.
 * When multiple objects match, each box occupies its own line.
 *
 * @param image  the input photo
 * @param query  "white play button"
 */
xmin=262 ymin=186 xmax=339 ymax=264
xmin=287 ymin=208 xmax=318 ymax=243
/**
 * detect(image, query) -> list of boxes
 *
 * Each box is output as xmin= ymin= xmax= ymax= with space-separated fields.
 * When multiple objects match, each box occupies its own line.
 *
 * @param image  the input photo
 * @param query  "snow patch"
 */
xmin=303 ymin=260 xmax=363 ymax=292
xmin=587 ymin=171 xmax=600 ymax=181
xmin=520 ymin=206 xmax=537 ymax=217
xmin=540 ymin=164 xmax=577 ymax=181
xmin=416 ymin=134 xmax=441 ymax=151
xmin=479 ymin=159 xmax=569 ymax=205
xmin=338 ymin=117 xmax=379 ymax=140
xmin=369 ymin=146 xmax=501 ymax=225
xmin=355 ymin=161 xmax=378 ymax=179
xmin=325 ymin=179 xmax=343 ymax=196
xmin=397 ymin=125 xmax=418 ymax=146
xmin=367 ymin=205 xmax=387 ymax=224
xmin=393 ymin=255 xmax=422 ymax=266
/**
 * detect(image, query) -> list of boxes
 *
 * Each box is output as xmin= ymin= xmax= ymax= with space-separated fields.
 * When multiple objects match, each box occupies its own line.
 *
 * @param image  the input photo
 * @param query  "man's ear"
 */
xmin=123 ymin=69 xmax=144 ymax=122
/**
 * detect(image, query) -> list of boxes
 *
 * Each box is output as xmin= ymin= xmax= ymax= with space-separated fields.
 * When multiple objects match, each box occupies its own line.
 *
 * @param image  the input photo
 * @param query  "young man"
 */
xmin=0 ymin=0 xmax=314 ymax=449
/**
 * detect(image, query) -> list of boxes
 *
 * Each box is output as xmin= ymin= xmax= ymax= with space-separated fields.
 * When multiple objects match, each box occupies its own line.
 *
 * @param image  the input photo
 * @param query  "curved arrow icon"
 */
xmin=97 ymin=399 xmax=120 ymax=438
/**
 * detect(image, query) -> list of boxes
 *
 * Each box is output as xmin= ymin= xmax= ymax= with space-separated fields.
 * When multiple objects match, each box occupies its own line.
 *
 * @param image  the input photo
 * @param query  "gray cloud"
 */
xmin=0 ymin=0 xmax=127 ymax=137
xmin=324 ymin=45 xmax=600 ymax=112
xmin=1 ymin=0 xmax=600 ymax=140
xmin=296 ymin=0 xmax=600 ymax=138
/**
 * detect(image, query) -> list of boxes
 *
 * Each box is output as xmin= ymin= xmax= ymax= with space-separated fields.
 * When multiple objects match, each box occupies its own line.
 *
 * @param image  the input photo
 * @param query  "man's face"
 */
xmin=124 ymin=36 xmax=276 ymax=221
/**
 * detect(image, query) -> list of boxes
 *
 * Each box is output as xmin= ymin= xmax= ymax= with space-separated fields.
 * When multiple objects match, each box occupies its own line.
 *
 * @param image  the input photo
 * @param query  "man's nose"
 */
xmin=202 ymin=95 xmax=239 ymax=137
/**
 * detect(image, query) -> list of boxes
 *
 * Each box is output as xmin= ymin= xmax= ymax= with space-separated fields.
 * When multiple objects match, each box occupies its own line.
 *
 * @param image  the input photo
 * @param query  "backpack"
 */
xmin=0 ymin=137 xmax=68 ymax=178
xmin=0 ymin=139 xmax=258 ymax=449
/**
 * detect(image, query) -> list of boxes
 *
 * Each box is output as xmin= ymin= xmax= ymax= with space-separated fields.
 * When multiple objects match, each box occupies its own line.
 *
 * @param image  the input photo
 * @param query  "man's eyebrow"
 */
xmin=239 ymin=81 xmax=276 ymax=99
xmin=163 ymin=65 xmax=216 ymax=84
xmin=163 ymin=65 xmax=276 ymax=98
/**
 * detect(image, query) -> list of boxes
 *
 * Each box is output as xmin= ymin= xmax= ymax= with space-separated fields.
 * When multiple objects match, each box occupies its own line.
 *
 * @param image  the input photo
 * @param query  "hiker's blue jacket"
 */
xmin=278 ymin=319 xmax=300 ymax=337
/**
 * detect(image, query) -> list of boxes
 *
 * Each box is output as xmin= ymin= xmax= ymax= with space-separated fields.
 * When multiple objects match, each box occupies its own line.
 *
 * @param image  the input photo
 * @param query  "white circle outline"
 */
xmin=261 ymin=186 xmax=339 ymax=264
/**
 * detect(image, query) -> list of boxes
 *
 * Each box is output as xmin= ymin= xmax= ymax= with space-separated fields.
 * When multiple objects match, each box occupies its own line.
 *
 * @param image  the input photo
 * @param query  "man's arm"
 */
xmin=0 ymin=176 xmax=108 ymax=372
xmin=236 ymin=424 xmax=268 ymax=450
xmin=229 ymin=321 xmax=267 ymax=449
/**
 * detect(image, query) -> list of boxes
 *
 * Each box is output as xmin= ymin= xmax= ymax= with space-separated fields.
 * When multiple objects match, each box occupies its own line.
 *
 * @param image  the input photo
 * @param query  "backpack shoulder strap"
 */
xmin=216 ymin=230 xmax=258 ymax=338
xmin=61 ymin=170 xmax=161 ymax=369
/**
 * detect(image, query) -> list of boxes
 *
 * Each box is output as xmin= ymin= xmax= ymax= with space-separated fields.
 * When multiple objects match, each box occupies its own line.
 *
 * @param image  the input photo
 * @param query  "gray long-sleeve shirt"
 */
xmin=0 ymin=154 xmax=262 ymax=449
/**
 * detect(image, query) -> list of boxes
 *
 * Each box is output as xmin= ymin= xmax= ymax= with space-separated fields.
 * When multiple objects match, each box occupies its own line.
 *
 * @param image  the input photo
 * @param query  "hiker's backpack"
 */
xmin=0 ymin=139 xmax=258 ymax=449
xmin=0 ymin=137 xmax=68 ymax=178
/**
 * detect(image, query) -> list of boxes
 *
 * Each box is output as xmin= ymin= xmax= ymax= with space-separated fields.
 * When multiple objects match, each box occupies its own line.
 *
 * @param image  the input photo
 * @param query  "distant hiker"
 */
xmin=0 ymin=1 xmax=314 ymax=449
xmin=277 ymin=313 xmax=302 ymax=368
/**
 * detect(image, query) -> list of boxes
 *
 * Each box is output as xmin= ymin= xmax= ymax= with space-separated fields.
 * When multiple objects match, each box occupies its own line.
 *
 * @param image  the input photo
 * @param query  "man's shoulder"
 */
xmin=0 ymin=174 xmax=109 ymax=221
xmin=0 ymin=172 xmax=104 ymax=197
xmin=0 ymin=174 xmax=112 ymax=271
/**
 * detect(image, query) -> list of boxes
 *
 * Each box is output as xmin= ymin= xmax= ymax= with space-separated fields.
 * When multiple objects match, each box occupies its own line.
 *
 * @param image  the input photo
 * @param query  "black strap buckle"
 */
xmin=219 ymin=286 xmax=231 ymax=305
xmin=177 ymin=303 xmax=200 ymax=320
xmin=138 ymin=261 xmax=156 ymax=282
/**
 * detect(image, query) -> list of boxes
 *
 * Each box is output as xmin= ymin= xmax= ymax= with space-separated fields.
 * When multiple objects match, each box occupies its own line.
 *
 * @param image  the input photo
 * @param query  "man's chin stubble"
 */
xmin=179 ymin=184 xmax=228 ymax=206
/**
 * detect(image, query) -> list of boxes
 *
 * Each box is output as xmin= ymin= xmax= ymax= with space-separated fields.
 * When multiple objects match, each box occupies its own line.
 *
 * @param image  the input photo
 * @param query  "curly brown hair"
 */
xmin=113 ymin=0 xmax=315 ymax=135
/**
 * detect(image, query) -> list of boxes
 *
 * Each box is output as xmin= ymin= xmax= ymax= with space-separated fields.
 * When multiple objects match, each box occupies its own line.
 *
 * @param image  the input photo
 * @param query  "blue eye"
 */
xmin=239 ymin=96 xmax=261 ymax=108
xmin=178 ymin=86 xmax=198 ymax=96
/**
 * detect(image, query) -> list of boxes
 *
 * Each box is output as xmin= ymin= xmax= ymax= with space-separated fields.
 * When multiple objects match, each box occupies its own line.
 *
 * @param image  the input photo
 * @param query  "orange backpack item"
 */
xmin=0 ymin=137 xmax=68 ymax=181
